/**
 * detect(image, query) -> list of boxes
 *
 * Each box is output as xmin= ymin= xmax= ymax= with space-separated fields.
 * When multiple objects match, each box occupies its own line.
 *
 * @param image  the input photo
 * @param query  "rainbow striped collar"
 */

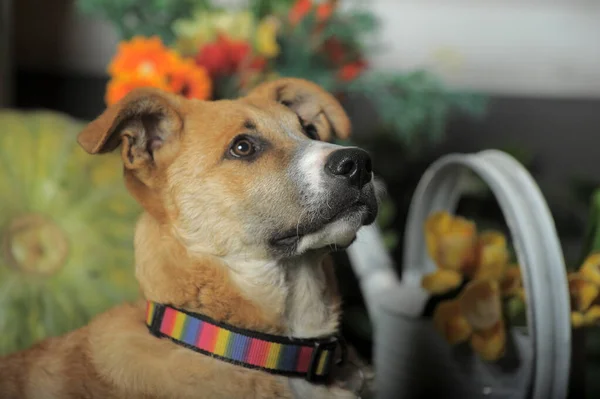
xmin=145 ymin=301 xmax=341 ymax=383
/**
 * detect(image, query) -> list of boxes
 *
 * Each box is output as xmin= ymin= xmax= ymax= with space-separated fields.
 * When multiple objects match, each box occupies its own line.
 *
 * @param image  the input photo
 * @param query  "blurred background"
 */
xmin=4 ymin=1 xmax=600 ymax=258
xmin=1 ymin=0 xmax=600 ymax=396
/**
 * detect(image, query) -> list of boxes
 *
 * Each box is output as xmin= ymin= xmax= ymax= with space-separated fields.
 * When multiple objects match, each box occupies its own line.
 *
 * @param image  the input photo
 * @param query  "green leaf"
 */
xmin=376 ymin=197 xmax=396 ymax=228
xmin=382 ymin=231 xmax=400 ymax=251
xmin=579 ymin=189 xmax=600 ymax=264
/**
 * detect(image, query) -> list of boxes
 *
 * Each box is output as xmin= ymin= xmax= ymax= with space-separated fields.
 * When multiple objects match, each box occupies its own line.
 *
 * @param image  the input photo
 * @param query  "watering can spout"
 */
xmin=347 ymin=225 xmax=430 ymax=319
xmin=347 ymin=224 xmax=431 ymax=399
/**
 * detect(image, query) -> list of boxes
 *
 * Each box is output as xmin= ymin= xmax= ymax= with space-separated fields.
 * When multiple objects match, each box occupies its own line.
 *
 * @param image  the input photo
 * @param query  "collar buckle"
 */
xmin=306 ymin=336 xmax=338 ymax=383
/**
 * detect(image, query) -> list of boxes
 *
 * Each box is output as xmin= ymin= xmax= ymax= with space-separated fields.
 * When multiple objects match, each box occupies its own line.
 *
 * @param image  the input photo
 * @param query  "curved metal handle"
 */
xmin=401 ymin=149 xmax=571 ymax=399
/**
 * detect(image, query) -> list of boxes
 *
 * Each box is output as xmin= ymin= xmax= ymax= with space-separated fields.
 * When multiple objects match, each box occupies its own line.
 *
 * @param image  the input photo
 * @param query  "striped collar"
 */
xmin=145 ymin=301 xmax=342 ymax=383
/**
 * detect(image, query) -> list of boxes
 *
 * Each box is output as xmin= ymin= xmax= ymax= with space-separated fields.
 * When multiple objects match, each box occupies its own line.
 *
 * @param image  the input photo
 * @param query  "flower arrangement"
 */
xmin=424 ymin=211 xmax=600 ymax=362
xmin=569 ymin=254 xmax=600 ymax=328
xmin=78 ymin=0 xmax=485 ymax=143
xmin=105 ymin=36 xmax=212 ymax=105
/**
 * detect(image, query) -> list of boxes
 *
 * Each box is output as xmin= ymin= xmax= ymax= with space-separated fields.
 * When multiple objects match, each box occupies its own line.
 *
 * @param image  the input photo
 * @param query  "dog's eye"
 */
xmin=230 ymin=137 xmax=256 ymax=158
xmin=303 ymin=124 xmax=320 ymax=140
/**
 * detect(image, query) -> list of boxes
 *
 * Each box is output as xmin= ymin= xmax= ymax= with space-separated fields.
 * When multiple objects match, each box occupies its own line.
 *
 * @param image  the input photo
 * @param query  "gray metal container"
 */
xmin=347 ymin=150 xmax=571 ymax=399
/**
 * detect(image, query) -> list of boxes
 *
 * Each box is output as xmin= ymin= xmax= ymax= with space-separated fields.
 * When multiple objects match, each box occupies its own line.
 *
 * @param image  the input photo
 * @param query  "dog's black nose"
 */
xmin=325 ymin=148 xmax=373 ymax=189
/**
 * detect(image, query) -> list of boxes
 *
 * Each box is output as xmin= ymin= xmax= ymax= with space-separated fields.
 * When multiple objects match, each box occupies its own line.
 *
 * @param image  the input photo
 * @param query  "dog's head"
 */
xmin=78 ymin=78 xmax=379 ymax=260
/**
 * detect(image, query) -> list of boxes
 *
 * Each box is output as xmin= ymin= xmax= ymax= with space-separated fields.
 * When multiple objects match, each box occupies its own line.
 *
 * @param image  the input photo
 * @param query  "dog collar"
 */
xmin=145 ymin=301 xmax=342 ymax=383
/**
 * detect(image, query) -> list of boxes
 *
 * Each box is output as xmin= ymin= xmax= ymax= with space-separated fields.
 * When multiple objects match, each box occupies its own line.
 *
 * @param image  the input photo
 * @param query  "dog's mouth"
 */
xmin=270 ymin=200 xmax=376 ymax=249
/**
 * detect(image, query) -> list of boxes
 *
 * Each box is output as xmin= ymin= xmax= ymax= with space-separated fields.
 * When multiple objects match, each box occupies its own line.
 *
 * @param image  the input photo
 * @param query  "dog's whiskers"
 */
xmin=295 ymin=208 xmax=307 ymax=239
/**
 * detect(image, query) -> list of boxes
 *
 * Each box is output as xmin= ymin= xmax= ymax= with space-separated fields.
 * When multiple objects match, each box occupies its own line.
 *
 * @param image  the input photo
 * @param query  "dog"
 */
xmin=0 ymin=78 xmax=379 ymax=399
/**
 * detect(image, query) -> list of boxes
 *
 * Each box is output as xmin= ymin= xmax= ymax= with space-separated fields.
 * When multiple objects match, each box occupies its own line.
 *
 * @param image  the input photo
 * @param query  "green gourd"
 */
xmin=0 ymin=110 xmax=140 ymax=355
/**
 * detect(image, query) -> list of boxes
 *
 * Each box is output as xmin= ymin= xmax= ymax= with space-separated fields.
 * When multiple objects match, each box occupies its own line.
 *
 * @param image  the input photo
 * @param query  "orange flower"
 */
xmin=338 ymin=60 xmax=367 ymax=82
xmin=168 ymin=60 xmax=212 ymax=100
xmin=316 ymin=2 xmax=334 ymax=22
xmin=108 ymin=36 xmax=177 ymax=78
xmin=105 ymin=74 xmax=169 ymax=106
xmin=290 ymin=0 xmax=336 ymax=25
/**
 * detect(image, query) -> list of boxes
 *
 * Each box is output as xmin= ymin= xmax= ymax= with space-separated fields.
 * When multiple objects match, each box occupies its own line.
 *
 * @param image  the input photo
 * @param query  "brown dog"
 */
xmin=0 ymin=78 xmax=379 ymax=399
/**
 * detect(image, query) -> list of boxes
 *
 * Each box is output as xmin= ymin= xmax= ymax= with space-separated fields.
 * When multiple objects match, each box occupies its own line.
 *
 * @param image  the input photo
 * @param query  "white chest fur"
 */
xmin=282 ymin=257 xmax=339 ymax=338
xmin=225 ymin=254 xmax=339 ymax=338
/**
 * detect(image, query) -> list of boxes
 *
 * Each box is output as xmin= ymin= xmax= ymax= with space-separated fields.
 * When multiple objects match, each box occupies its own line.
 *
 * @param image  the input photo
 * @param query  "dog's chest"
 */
xmin=283 ymin=258 xmax=338 ymax=338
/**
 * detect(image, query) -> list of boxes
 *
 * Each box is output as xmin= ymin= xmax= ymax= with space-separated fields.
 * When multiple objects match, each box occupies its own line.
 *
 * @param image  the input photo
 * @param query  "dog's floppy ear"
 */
xmin=245 ymin=78 xmax=350 ymax=141
xmin=77 ymin=87 xmax=183 ymax=170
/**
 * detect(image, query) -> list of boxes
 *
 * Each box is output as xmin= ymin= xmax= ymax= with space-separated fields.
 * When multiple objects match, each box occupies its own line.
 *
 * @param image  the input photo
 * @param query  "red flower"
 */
xmin=338 ymin=60 xmax=367 ymax=82
xmin=290 ymin=0 xmax=335 ymax=25
xmin=228 ymin=39 xmax=252 ymax=69
xmin=195 ymin=36 xmax=234 ymax=77
xmin=195 ymin=35 xmax=258 ymax=78
xmin=289 ymin=0 xmax=312 ymax=25
xmin=323 ymin=38 xmax=346 ymax=66
xmin=248 ymin=56 xmax=267 ymax=72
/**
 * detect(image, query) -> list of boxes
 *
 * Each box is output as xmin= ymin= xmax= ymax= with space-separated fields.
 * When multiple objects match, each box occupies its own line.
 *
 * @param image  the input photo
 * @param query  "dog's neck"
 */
xmin=134 ymin=213 xmax=341 ymax=339
xmin=225 ymin=254 xmax=341 ymax=338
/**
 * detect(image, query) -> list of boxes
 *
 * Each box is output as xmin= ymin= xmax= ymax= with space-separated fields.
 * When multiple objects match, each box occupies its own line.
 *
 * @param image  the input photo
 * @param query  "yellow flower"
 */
xmin=584 ymin=305 xmax=600 ymax=326
xmin=569 ymin=273 xmax=599 ymax=312
xmin=568 ymin=254 xmax=600 ymax=327
xmin=580 ymin=252 xmax=600 ymax=286
xmin=459 ymin=280 xmax=506 ymax=362
xmin=500 ymin=265 xmax=522 ymax=297
xmin=173 ymin=10 xmax=256 ymax=56
xmin=459 ymin=280 xmax=502 ymax=331
xmin=421 ymin=269 xmax=463 ymax=295
xmin=473 ymin=231 xmax=509 ymax=280
xmin=213 ymin=11 xmax=255 ymax=40
xmin=433 ymin=299 xmax=472 ymax=345
xmin=572 ymin=312 xmax=585 ymax=328
xmin=255 ymin=17 xmax=280 ymax=58
xmin=432 ymin=278 xmax=508 ymax=361
xmin=424 ymin=211 xmax=478 ymax=272
xmin=470 ymin=322 xmax=506 ymax=362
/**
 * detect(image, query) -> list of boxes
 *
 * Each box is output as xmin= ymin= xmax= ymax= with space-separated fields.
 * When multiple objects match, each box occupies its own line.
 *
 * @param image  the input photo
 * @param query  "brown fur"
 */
xmin=0 ymin=78 xmax=361 ymax=399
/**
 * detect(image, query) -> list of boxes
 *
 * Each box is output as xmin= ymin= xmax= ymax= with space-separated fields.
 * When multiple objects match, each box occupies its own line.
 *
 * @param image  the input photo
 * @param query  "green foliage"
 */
xmin=248 ymin=0 xmax=296 ymax=19
xmin=580 ymin=189 xmax=600 ymax=262
xmin=271 ymin=7 xmax=487 ymax=143
xmin=78 ymin=0 xmax=487 ymax=144
xmin=345 ymin=72 xmax=487 ymax=144
xmin=77 ymin=0 xmax=213 ymax=44
xmin=321 ymin=9 xmax=379 ymax=45
xmin=376 ymin=197 xmax=400 ymax=250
